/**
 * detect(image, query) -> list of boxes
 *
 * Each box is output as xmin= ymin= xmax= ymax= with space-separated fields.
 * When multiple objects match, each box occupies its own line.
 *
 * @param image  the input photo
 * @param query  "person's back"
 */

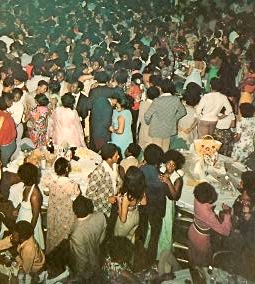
xmin=69 ymin=196 xmax=107 ymax=281
xmin=70 ymin=211 xmax=106 ymax=280
xmin=91 ymin=96 xmax=115 ymax=151
xmin=145 ymin=94 xmax=185 ymax=138
xmin=140 ymin=163 xmax=167 ymax=218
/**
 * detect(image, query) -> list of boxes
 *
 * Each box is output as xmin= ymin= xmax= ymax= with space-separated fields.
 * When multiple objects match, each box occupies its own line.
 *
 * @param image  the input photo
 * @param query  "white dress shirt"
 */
xmin=196 ymin=92 xmax=233 ymax=122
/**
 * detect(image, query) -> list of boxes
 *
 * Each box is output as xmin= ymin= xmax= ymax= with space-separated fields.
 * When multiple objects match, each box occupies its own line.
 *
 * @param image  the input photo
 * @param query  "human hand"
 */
xmin=109 ymin=126 xmax=114 ymax=133
xmin=13 ymin=209 xmax=19 ymax=217
xmin=159 ymin=173 xmax=170 ymax=184
xmin=222 ymin=203 xmax=232 ymax=214
xmin=108 ymin=196 xmax=116 ymax=204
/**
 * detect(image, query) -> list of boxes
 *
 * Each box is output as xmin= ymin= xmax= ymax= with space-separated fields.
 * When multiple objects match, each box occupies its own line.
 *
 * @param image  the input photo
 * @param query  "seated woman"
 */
xmin=188 ymin=182 xmax=232 ymax=267
xmin=43 ymin=157 xmax=80 ymax=254
xmin=48 ymin=93 xmax=85 ymax=147
xmin=114 ymin=166 xmax=146 ymax=243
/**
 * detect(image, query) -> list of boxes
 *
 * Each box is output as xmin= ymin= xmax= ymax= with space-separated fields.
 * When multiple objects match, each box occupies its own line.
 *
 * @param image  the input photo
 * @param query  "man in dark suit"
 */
xmin=90 ymin=95 xmax=118 ymax=152
xmin=87 ymin=71 xmax=114 ymax=107
xmin=70 ymin=80 xmax=88 ymax=130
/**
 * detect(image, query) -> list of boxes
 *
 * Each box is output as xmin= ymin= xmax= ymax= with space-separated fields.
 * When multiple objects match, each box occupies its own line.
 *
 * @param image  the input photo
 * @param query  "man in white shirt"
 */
xmin=196 ymin=78 xmax=233 ymax=138
xmin=26 ymin=67 xmax=50 ymax=93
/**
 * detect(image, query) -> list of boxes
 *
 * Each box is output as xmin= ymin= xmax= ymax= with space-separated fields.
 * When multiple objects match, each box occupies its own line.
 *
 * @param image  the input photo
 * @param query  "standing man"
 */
xmin=70 ymin=80 xmax=88 ymax=130
xmin=144 ymin=79 xmax=186 ymax=152
xmin=90 ymin=94 xmax=118 ymax=152
xmin=69 ymin=195 xmax=107 ymax=282
xmin=196 ymin=77 xmax=233 ymax=138
xmin=86 ymin=143 xmax=122 ymax=241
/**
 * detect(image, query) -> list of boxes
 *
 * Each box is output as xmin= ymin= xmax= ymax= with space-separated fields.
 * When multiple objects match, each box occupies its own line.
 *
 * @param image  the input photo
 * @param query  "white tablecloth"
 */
xmin=176 ymin=151 xmax=247 ymax=213
xmin=6 ymin=148 xmax=102 ymax=208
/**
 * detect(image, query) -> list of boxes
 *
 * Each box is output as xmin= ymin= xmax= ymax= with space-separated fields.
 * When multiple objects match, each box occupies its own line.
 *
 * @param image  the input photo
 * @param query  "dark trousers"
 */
xmin=147 ymin=215 xmax=163 ymax=264
xmin=131 ymin=109 xmax=139 ymax=143
xmin=137 ymin=206 xmax=163 ymax=265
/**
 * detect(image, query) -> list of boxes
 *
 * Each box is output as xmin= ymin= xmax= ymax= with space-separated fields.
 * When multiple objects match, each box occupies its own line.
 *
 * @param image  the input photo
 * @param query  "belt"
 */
xmin=193 ymin=221 xmax=211 ymax=235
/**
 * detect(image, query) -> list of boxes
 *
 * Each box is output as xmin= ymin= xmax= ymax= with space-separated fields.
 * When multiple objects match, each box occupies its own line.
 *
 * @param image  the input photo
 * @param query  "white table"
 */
xmin=176 ymin=151 xmax=247 ymax=213
xmin=6 ymin=147 xmax=102 ymax=208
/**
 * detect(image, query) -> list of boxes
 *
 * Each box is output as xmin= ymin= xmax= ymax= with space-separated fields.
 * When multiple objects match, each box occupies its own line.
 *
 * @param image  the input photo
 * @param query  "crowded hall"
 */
xmin=1 ymin=0 xmax=255 ymax=283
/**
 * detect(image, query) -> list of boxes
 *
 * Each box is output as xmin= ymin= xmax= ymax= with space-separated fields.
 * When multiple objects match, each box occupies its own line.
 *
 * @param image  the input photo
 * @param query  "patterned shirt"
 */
xmin=86 ymin=163 xmax=122 ymax=217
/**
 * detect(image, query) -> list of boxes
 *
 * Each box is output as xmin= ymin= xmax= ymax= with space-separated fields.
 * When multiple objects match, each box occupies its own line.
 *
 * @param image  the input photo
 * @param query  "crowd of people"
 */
xmin=0 ymin=0 xmax=255 ymax=283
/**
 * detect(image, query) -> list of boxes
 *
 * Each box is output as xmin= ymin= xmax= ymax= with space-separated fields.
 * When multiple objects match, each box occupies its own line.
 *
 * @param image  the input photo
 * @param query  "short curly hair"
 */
xmin=194 ymin=182 xmax=217 ymax=204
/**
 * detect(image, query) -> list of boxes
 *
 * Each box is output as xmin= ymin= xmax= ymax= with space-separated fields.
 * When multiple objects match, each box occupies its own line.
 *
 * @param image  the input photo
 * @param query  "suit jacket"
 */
xmin=69 ymin=212 xmax=106 ymax=279
xmin=87 ymin=85 xmax=115 ymax=109
xmin=144 ymin=93 xmax=186 ymax=138
xmin=91 ymin=97 xmax=113 ymax=142
xmin=76 ymin=93 xmax=88 ymax=128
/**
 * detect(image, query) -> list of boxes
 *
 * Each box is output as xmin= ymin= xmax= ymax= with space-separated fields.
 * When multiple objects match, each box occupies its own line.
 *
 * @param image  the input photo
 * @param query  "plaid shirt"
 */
xmin=86 ymin=163 xmax=122 ymax=217
xmin=144 ymin=93 xmax=186 ymax=138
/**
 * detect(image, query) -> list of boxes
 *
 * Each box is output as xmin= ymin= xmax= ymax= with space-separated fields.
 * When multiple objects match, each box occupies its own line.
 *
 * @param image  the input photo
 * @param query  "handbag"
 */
xmin=194 ymin=135 xmax=222 ymax=167
xmin=194 ymin=135 xmax=222 ymax=157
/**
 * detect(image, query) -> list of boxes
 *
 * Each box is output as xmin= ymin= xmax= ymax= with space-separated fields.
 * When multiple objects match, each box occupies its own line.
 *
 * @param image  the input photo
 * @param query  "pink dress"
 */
xmin=188 ymin=199 xmax=232 ymax=266
xmin=48 ymin=106 xmax=85 ymax=147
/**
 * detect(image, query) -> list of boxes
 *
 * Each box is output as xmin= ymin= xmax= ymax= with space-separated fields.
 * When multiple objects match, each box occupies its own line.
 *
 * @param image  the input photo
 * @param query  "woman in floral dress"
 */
xmin=27 ymin=93 xmax=50 ymax=147
xmin=232 ymin=103 xmax=255 ymax=162
xmin=43 ymin=157 xmax=80 ymax=254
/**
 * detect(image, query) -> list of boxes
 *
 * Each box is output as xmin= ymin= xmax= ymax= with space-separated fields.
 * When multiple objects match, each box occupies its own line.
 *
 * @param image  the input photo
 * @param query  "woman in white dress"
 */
xmin=16 ymin=163 xmax=45 ymax=250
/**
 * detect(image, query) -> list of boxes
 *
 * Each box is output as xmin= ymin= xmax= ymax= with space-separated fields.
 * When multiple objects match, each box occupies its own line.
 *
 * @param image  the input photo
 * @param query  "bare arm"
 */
xmin=118 ymin=195 xmax=129 ymax=223
xmin=110 ymin=115 xmax=125 ymax=134
xmin=160 ymin=175 xmax=183 ymax=201
xmin=30 ymin=188 xmax=42 ymax=229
